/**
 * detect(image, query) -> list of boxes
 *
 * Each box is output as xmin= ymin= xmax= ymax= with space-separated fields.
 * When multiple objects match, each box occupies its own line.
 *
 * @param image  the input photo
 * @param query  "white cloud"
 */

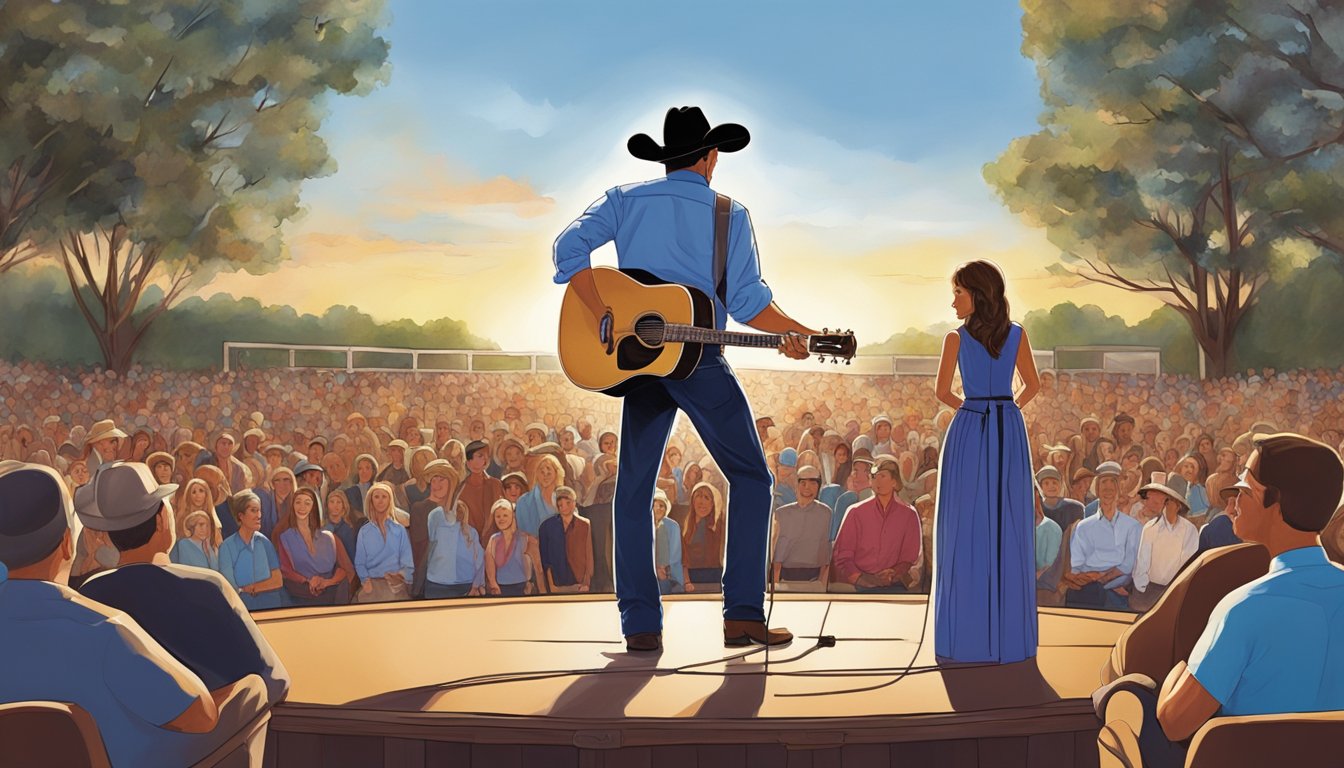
xmin=468 ymin=84 xmax=561 ymax=138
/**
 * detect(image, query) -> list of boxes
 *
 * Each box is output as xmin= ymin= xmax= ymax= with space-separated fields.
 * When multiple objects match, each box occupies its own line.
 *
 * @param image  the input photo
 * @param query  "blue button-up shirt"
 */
xmin=425 ymin=508 xmax=485 ymax=588
xmin=354 ymin=519 xmax=414 ymax=583
xmin=552 ymin=170 xmax=774 ymax=329
xmin=219 ymin=532 xmax=283 ymax=610
xmin=655 ymin=516 xmax=683 ymax=586
xmin=1069 ymin=508 xmax=1142 ymax=589
xmin=1189 ymin=546 xmax=1344 ymax=716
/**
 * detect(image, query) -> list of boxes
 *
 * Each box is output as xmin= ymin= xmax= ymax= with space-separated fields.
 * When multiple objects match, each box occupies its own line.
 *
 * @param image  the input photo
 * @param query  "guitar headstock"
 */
xmin=808 ymin=329 xmax=857 ymax=365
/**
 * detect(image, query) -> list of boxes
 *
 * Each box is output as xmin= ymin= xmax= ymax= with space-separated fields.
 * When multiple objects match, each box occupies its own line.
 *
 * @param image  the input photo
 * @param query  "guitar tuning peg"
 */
xmin=823 ymin=327 xmax=829 ymax=334
xmin=832 ymin=357 xmax=839 ymax=364
xmin=845 ymin=359 xmax=851 ymax=365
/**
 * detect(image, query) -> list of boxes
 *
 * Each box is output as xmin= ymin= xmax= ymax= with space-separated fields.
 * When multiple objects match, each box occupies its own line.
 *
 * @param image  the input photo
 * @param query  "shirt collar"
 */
xmin=667 ymin=170 xmax=710 ymax=187
xmin=1269 ymin=545 xmax=1330 ymax=573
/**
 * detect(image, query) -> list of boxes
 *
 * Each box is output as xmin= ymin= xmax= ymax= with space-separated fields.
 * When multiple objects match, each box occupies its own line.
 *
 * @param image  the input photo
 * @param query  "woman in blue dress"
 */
xmin=933 ymin=260 xmax=1041 ymax=664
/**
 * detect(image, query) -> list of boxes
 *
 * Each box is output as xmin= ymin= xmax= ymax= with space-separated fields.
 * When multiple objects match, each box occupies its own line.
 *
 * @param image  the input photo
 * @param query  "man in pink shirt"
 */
xmin=832 ymin=456 xmax=922 ymax=593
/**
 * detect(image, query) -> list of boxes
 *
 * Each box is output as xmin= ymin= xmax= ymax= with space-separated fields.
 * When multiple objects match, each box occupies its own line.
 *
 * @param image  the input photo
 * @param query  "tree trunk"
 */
xmin=59 ymin=226 xmax=189 ymax=375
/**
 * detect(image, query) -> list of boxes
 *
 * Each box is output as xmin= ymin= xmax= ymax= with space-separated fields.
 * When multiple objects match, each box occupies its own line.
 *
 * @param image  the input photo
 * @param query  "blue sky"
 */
xmin=208 ymin=0 xmax=1152 ymax=353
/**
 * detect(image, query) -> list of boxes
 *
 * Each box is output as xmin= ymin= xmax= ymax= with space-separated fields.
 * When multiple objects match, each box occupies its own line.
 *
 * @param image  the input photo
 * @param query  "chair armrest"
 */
xmin=1186 ymin=711 xmax=1344 ymax=768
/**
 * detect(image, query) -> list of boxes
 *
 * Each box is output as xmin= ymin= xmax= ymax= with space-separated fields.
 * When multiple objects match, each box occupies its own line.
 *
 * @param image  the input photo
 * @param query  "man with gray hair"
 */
xmin=0 ymin=462 xmax=265 ymax=766
xmin=76 ymin=461 xmax=290 ymax=706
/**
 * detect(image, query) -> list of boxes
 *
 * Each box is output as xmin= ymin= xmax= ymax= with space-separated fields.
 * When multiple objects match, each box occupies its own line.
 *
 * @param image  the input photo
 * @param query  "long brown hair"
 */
xmin=953 ymin=260 xmax=1011 ymax=358
xmin=275 ymin=486 xmax=323 ymax=540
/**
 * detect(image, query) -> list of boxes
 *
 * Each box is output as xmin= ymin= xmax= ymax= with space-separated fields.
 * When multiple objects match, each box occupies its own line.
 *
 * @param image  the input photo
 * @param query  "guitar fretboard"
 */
xmin=662 ymin=324 xmax=787 ymax=348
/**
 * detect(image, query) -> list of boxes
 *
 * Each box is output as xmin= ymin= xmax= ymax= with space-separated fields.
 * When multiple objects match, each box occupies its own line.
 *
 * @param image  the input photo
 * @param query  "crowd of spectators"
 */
xmin=4 ymin=360 xmax=1344 ymax=616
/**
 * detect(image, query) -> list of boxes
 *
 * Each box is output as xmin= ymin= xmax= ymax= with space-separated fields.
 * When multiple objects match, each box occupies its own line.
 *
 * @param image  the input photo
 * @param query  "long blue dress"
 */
xmin=934 ymin=322 xmax=1037 ymax=663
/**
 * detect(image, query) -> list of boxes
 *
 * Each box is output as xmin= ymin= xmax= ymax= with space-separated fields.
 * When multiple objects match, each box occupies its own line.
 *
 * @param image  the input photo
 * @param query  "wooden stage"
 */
xmin=255 ymin=595 xmax=1133 ymax=768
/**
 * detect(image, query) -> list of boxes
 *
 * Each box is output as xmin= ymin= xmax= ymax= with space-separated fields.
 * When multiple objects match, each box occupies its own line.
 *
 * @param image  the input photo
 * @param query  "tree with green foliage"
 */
xmin=0 ymin=0 xmax=391 ymax=372
xmin=987 ymin=0 xmax=1344 ymax=378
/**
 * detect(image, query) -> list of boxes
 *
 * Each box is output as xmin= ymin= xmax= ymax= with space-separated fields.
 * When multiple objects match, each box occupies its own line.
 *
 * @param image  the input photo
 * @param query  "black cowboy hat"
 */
xmin=627 ymin=106 xmax=750 ymax=163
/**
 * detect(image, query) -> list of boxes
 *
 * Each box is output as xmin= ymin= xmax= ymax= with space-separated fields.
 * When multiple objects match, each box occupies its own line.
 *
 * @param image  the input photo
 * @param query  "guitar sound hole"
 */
xmin=633 ymin=315 xmax=666 ymax=345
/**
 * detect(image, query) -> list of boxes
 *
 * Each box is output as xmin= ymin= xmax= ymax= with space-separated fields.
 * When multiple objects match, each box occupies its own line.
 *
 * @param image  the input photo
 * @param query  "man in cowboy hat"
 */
xmin=553 ymin=105 xmax=820 ymax=652
xmin=84 ymin=418 xmax=127 ymax=471
xmin=1129 ymin=472 xmax=1199 ymax=612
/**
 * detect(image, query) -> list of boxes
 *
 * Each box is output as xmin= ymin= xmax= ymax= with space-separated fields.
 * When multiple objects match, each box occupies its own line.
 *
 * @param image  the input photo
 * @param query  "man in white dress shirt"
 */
xmin=1129 ymin=473 xmax=1199 ymax=612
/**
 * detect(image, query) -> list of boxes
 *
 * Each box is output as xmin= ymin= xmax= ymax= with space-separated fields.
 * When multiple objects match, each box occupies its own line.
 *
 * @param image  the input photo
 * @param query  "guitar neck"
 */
xmin=663 ymin=324 xmax=785 ymax=349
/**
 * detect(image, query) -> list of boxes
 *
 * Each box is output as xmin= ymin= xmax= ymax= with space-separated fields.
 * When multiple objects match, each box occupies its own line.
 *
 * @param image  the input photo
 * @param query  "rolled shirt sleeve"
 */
xmin=553 ymin=189 xmax=620 ymax=284
xmin=724 ymin=205 xmax=773 ymax=324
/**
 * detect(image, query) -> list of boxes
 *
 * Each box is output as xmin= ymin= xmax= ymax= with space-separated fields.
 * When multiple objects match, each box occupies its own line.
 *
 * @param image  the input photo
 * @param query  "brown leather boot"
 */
xmin=625 ymin=632 xmax=662 ymax=653
xmin=724 ymin=620 xmax=793 ymax=647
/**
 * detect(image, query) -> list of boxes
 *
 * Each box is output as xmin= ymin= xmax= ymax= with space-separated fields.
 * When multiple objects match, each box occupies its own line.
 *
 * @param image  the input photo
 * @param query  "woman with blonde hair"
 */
xmin=324 ymin=487 xmax=360 ymax=569
xmin=260 ymin=465 xmax=297 ymax=541
xmin=275 ymin=487 xmax=354 ymax=605
xmin=345 ymin=453 xmax=380 ymax=517
xmin=354 ymin=481 xmax=415 ymax=603
xmin=399 ymin=445 xmax=437 ymax=511
xmin=440 ymin=439 xmax=466 ymax=478
xmin=424 ymin=499 xmax=486 ymax=599
xmin=484 ymin=499 xmax=534 ymax=597
xmin=681 ymin=482 xmax=726 ymax=593
xmin=515 ymin=453 xmax=564 ymax=537
xmin=171 ymin=504 xmax=222 ymax=572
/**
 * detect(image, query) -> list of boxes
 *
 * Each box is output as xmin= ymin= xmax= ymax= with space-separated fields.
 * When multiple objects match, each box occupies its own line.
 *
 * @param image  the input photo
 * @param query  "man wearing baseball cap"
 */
xmin=1066 ymin=461 xmax=1142 ymax=609
xmin=0 ymin=462 xmax=263 ymax=766
xmin=1097 ymin=433 xmax=1344 ymax=767
xmin=376 ymin=439 xmax=411 ymax=487
xmin=771 ymin=465 xmax=832 ymax=588
xmin=75 ymin=461 xmax=289 ymax=708
xmin=1036 ymin=465 xmax=1084 ymax=532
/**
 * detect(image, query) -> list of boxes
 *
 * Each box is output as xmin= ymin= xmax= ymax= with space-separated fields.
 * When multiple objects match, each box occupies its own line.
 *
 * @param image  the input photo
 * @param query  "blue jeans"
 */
xmin=614 ymin=354 xmax=773 ymax=635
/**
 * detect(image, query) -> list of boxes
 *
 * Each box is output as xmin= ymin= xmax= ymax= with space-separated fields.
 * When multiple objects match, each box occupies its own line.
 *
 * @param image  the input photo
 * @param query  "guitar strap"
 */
xmin=713 ymin=193 xmax=731 ymax=322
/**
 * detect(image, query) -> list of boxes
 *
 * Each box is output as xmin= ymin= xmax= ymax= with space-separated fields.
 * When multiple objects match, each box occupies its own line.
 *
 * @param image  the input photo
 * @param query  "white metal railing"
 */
xmin=222 ymin=342 xmax=559 ymax=374
xmin=222 ymin=342 xmax=1161 ymax=376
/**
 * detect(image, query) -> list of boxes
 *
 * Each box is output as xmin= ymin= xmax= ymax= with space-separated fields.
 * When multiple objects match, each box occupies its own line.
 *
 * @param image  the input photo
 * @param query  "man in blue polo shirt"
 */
xmin=1095 ymin=433 xmax=1344 ymax=767
xmin=554 ymin=106 xmax=819 ymax=652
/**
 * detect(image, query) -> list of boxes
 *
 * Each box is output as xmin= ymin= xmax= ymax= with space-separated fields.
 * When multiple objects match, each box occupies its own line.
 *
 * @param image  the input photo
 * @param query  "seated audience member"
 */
xmin=1129 ymin=474 xmax=1198 ymax=613
xmin=1065 ymin=469 xmax=1143 ymax=610
xmin=831 ymin=456 xmax=921 ymax=594
xmin=345 ymin=453 xmax=379 ymax=517
xmin=376 ymin=439 xmax=411 ymax=486
xmin=516 ymin=454 xmax=564 ymax=537
xmin=147 ymin=451 xmax=175 ymax=485
xmin=73 ymin=461 xmax=290 ymax=705
xmin=771 ymin=465 xmax=833 ymax=587
xmin=0 ymin=462 xmax=270 ymax=767
xmin=194 ymin=464 xmax=237 ymax=539
xmin=219 ymin=491 xmax=285 ymax=610
xmin=324 ymin=488 xmax=359 ymax=567
xmin=1175 ymin=452 xmax=1212 ymax=519
xmin=422 ymin=499 xmax=486 ymax=599
xmin=830 ymin=448 xmax=875 ymax=542
xmin=1095 ymin=433 xmax=1344 ymax=768
xmin=773 ymin=448 xmax=798 ymax=509
xmin=538 ymin=486 xmax=593 ymax=593
xmin=1035 ymin=484 xmax=1063 ymax=592
xmin=399 ymin=446 xmax=436 ymax=511
xmin=409 ymin=459 xmax=459 ymax=588
xmin=195 ymin=432 xmax=249 ymax=497
xmin=171 ymin=507 xmax=222 ymax=572
xmin=457 ymin=440 xmax=504 ymax=541
xmin=275 ymin=488 xmax=353 ymax=606
xmin=354 ymin=482 xmax=415 ymax=603
xmin=1070 ymin=466 xmax=1097 ymax=505
xmin=582 ymin=453 xmax=618 ymax=593
xmin=1037 ymin=466 xmax=1083 ymax=531
xmin=485 ymin=499 xmax=535 ymax=596
xmin=681 ymin=482 xmax=727 ymax=593
xmin=1197 ymin=485 xmax=1243 ymax=557
xmin=1084 ymin=461 xmax=1124 ymax=517
xmin=652 ymin=489 xmax=683 ymax=594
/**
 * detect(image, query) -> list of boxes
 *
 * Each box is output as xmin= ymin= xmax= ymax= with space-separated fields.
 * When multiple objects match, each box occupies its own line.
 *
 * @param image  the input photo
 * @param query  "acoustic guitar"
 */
xmin=559 ymin=266 xmax=857 ymax=397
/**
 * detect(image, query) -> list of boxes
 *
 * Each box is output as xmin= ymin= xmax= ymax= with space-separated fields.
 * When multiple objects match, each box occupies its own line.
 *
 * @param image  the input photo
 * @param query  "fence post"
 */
xmin=346 ymin=348 xmax=353 ymax=373
xmin=223 ymin=343 xmax=231 ymax=374
xmin=289 ymin=349 xmax=296 ymax=369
